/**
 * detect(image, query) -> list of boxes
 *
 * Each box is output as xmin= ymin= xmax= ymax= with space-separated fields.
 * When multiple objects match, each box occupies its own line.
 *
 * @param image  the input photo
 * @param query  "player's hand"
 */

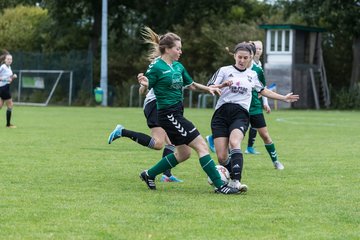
xmin=12 ymin=74 xmax=17 ymax=79
xmin=137 ymin=73 xmax=148 ymax=87
xmin=221 ymin=80 xmax=233 ymax=88
xmin=263 ymin=104 xmax=271 ymax=113
xmin=208 ymin=87 xmax=221 ymax=96
xmin=284 ymin=93 xmax=299 ymax=103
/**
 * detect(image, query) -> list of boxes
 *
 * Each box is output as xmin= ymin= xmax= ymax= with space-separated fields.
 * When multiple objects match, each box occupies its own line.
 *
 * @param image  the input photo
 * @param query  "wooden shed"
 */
xmin=258 ymin=24 xmax=330 ymax=109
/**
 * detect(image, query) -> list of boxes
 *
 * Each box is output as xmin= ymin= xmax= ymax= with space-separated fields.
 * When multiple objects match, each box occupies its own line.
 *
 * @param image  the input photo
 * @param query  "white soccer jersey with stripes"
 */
xmin=143 ymin=88 xmax=156 ymax=109
xmin=208 ymin=65 xmax=264 ymax=111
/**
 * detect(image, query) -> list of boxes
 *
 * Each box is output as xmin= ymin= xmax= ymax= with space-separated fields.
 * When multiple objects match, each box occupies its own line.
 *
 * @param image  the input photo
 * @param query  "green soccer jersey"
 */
xmin=145 ymin=58 xmax=193 ymax=109
xmin=249 ymin=63 xmax=266 ymax=115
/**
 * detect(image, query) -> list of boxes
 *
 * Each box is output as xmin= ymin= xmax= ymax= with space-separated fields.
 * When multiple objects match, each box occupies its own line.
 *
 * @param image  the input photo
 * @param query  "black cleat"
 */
xmin=214 ymin=184 xmax=240 ymax=194
xmin=140 ymin=170 xmax=156 ymax=190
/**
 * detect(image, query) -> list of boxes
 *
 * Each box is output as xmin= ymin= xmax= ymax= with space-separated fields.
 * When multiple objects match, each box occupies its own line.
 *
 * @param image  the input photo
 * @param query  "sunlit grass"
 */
xmin=0 ymin=107 xmax=359 ymax=239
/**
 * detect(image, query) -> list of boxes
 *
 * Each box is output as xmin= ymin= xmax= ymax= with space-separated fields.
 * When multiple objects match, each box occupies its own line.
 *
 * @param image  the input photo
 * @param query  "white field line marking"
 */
xmin=275 ymin=118 xmax=336 ymax=126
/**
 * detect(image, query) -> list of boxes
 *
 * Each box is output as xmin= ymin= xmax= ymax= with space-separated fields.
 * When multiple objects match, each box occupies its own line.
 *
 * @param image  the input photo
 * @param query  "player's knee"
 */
xmin=228 ymin=139 xmax=241 ymax=150
xmin=152 ymin=141 xmax=163 ymax=150
xmin=217 ymin=155 xmax=228 ymax=165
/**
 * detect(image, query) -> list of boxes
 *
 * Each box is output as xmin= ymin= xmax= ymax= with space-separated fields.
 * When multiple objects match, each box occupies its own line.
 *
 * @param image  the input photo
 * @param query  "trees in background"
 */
xmin=0 ymin=0 xmax=358 ymax=108
xmin=0 ymin=5 xmax=49 ymax=51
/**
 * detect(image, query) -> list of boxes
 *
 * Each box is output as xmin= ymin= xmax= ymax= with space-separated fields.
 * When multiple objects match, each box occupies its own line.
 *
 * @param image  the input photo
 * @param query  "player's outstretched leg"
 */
xmin=108 ymin=124 xmax=124 ymax=144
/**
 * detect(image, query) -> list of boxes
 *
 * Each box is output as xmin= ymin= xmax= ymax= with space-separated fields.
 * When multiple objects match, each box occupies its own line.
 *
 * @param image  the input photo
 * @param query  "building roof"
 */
xmin=258 ymin=24 xmax=326 ymax=32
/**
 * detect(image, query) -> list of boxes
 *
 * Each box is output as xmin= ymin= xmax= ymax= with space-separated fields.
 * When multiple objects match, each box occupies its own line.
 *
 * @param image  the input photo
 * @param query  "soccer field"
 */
xmin=0 ymin=106 xmax=359 ymax=239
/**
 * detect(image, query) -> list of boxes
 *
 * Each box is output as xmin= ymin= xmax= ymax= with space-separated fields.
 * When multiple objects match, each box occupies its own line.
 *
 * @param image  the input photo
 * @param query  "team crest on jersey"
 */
xmin=247 ymin=75 xmax=252 ymax=82
xmin=171 ymin=72 xmax=183 ymax=90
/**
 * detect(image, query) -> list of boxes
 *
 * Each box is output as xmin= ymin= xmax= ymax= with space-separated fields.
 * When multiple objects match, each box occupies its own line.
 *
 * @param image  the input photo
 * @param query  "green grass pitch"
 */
xmin=0 ymin=106 xmax=359 ymax=239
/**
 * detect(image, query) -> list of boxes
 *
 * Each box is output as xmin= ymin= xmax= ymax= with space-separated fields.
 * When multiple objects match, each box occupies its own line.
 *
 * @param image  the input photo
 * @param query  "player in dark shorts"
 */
xmin=0 ymin=51 xmax=17 ymax=128
xmin=108 ymin=86 xmax=183 ymax=182
xmin=207 ymin=42 xmax=299 ymax=191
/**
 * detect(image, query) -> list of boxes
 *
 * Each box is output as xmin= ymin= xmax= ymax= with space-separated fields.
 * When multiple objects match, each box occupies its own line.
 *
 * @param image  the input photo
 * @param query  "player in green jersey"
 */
xmin=245 ymin=40 xmax=265 ymax=155
xmin=247 ymin=41 xmax=285 ymax=170
xmin=136 ymin=27 xmax=242 ymax=194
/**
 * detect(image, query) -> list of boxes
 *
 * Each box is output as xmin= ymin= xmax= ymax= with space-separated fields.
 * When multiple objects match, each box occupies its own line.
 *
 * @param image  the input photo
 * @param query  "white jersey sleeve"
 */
xmin=207 ymin=67 xmax=227 ymax=86
xmin=143 ymin=88 xmax=156 ymax=109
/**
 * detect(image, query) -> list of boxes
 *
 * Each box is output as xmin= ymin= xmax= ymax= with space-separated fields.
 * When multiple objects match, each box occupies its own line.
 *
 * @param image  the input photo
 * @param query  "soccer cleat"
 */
xmin=107 ymin=124 xmax=124 ymax=144
xmin=245 ymin=146 xmax=260 ymax=154
xmin=228 ymin=179 xmax=248 ymax=193
xmin=160 ymin=175 xmax=170 ymax=182
xmin=273 ymin=161 xmax=285 ymax=170
xmin=6 ymin=124 xmax=16 ymax=128
xmin=160 ymin=175 xmax=184 ymax=182
xmin=168 ymin=175 xmax=183 ymax=182
xmin=206 ymin=135 xmax=216 ymax=153
xmin=139 ymin=170 xmax=156 ymax=190
xmin=214 ymin=184 xmax=240 ymax=194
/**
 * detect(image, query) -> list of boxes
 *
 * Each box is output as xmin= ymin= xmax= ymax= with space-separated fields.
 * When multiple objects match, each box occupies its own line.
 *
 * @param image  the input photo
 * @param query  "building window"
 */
xmin=268 ymin=29 xmax=292 ymax=53
xmin=270 ymin=31 xmax=275 ymax=51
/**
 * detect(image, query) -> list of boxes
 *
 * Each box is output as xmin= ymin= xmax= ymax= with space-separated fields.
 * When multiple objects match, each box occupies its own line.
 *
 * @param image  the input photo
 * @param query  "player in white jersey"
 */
xmin=207 ymin=42 xmax=299 ymax=191
xmin=0 ymin=51 xmax=17 ymax=128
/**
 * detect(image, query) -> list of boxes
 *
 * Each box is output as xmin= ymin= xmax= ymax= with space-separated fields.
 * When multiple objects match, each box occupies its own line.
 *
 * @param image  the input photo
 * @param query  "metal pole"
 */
xmin=69 ymin=71 xmax=73 ymax=106
xmin=100 ymin=0 xmax=108 ymax=106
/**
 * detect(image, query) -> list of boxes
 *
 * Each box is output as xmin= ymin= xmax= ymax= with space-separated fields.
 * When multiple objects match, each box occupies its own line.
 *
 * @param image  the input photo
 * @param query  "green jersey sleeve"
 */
xmin=181 ymin=64 xmax=194 ymax=87
xmin=252 ymin=64 xmax=266 ymax=86
xmin=145 ymin=61 xmax=160 ymax=90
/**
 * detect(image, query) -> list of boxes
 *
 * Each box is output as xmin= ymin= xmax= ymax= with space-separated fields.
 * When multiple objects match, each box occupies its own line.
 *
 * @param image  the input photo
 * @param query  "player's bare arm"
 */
xmin=261 ymin=88 xmax=299 ymax=103
xmin=188 ymin=82 xmax=221 ymax=96
xmin=209 ymin=80 xmax=233 ymax=89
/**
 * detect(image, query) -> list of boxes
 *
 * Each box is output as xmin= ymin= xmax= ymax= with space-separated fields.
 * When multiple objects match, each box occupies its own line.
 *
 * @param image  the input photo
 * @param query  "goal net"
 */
xmin=13 ymin=70 xmax=73 ymax=106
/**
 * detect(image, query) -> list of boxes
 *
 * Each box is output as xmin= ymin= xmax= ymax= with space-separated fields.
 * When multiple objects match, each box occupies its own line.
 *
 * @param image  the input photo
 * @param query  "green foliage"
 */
xmin=173 ymin=19 xmax=264 ymax=83
xmin=0 ymin=107 xmax=359 ymax=238
xmin=0 ymin=5 xmax=49 ymax=51
xmin=331 ymin=86 xmax=360 ymax=109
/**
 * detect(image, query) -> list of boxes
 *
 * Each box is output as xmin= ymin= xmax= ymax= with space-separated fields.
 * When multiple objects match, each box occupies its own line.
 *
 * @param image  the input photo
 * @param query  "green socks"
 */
xmin=148 ymin=153 xmax=178 ymax=178
xmin=265 ymin=142 xmax=278 ymax=162
xmin=199 ymin=155 xmax=223 ymax=188
xmin=147 ymin=153 xmax=223 ymax=188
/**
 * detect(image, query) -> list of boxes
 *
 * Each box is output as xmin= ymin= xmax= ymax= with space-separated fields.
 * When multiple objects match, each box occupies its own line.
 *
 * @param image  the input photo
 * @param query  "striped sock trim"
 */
xmin=164 ymin=144 xmax=175 ymax=151
xmin=147 ymin=138 xmax=156 ymax=149
xmin=165 ymin=156 xmax=174 ymax=168
xmin=202 ymin=159 xmax=214 ymax=169
xmin=230 ymin=148 xmax=242 ymax=155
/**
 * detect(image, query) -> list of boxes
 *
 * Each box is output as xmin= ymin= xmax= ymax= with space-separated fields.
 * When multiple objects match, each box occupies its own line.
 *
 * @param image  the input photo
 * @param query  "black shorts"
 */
xmin=249 ymin=113 xmax=267 ymax=129
xmin=158 ymin=102 xmax=200 ymax=146
xmin=211 ymin=103 xmax=249 ymax=138
xmin=143 ymin=99 xmax=159 ymax=129
xmin=0 ymin=84 xmax=11 ymax=100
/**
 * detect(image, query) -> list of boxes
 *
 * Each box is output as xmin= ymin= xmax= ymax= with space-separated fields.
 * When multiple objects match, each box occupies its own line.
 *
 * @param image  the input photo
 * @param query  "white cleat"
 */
xmin=228 ymin=179 xmax=248 ymax=193
xmin=274 ymin=161 xmax=285 ymax=170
